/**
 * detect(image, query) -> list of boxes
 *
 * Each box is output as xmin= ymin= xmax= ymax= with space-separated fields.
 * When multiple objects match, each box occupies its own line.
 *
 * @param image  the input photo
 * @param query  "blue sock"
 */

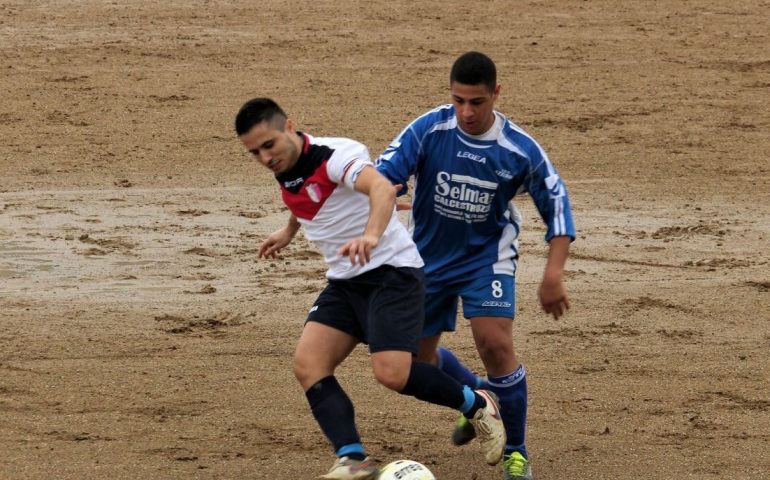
xmin=487 ymin=364 xmax=528 ymax=459
xmin=438 ymin=347 xmax=486 ymax=389
xmin=305 ymin=376 xmax=365 ymax=457
xmin=337 ymin=444 xmax=366 ymax=461
xmin=459 ymin=385 xmax=484 ymax=418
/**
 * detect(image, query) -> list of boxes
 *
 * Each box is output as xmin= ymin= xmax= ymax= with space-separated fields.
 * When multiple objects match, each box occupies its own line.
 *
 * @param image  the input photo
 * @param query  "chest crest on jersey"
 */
xmin=306 ymin=183 xmax=322 ymax=203
xmin=280 ymin=164 xmax=336 ymax=220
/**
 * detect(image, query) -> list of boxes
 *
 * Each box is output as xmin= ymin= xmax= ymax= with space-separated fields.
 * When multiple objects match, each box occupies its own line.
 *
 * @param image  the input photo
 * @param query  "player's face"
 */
xmin=450 ymin=81 xmax=500 ymax=135
xmin=240 ymin=118 xmax=301 ymax=174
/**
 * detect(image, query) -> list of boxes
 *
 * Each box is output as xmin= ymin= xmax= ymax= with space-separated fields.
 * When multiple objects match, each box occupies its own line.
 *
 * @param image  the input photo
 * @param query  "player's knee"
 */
xmin=292 ymin=355 xmax=308 ymax=383
xmin=292 ymin=349 xmax=320 ymax=385
xmin=476 ymin=337 xmax=513 ymax=367
xmin=372 ymin=361 xmax=409 ymax=391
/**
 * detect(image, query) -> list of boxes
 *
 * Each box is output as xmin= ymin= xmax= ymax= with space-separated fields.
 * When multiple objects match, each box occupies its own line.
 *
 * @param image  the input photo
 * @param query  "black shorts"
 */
xmin=307 ymin=265 xmax=425 ymax=354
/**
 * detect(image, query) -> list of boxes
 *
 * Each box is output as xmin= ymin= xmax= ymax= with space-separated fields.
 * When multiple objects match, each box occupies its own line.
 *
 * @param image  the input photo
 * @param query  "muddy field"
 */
xmin=1 ymin=1 xmax=769 ymax=479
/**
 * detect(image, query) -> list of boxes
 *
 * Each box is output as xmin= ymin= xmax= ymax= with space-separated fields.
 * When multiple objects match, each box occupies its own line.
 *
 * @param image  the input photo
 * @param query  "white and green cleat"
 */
xmin=503 ymin=451 xmax=533 ymax=480
xmin=469 ymin=390 xmax=506 ymax=466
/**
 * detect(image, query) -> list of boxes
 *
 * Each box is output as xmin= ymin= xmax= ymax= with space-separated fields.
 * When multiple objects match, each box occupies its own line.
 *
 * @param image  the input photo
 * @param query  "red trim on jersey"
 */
xmin=301 ymin=132 xmax=311 ymax=155
xmin=341 ymin=160 xmax=357 ymax=184
xmin=281 ymin=161 xmax=337 ymax=220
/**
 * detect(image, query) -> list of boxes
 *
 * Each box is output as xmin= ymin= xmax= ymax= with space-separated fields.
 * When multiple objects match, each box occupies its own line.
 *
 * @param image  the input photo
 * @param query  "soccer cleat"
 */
xmin=451 ymin=413 xmax=477 ymax=446
xmin=317 ymin=456 xmax=379 ymax=480
xmin=503 ymin=451 xmax=533 ymax=480
xmin=469 ymin=390 xmax=506 ymax=466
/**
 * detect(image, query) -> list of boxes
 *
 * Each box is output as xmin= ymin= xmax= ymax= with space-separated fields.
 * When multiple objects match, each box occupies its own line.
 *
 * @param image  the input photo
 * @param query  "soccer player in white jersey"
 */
xmin=235 ymin=97 xmax=507 ymax=480
xmin=376 ymin=52 xmax=576 ymax=480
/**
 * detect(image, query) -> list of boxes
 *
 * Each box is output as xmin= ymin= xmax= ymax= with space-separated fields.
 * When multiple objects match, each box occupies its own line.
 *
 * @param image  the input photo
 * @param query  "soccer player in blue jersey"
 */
xmin=376 ymin=51 xmax=575 ymax=480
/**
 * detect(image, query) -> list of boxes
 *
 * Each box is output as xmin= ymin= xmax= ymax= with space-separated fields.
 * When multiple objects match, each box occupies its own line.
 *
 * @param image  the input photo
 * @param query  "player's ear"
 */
xmin=284 ymin=117 xmax=295 ymax=133
xmin=492 ymin=83 xmax=501 ymax=99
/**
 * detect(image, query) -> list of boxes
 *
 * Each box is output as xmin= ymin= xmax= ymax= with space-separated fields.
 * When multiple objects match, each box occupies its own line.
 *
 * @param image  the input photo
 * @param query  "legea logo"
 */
xmin=457 ymin=150 xmax=486 ymax=164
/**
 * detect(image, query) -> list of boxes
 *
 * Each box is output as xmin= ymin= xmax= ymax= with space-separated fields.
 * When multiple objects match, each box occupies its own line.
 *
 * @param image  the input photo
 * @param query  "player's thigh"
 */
xmin=294 ymin=283 xmax=361 ymax=387
xmin=295 ymin=321 xmax=358 ymax=372
xmin=367 ymin=266 xmax=425 ymax=354
xmin=468 ymin=315 xmax=514 ymax=351
xmin=460 ymin=273 xmax=517 ymax=372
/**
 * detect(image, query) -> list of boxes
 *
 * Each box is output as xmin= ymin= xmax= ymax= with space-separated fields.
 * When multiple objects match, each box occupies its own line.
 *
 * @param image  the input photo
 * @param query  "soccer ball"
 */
xmin=378 ymin=459 xmax=436 ymax=480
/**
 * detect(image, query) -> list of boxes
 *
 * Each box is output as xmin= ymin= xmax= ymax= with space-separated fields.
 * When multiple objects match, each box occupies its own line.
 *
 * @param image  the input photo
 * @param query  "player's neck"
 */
xmin=458 ymin=112 xmax=502 ymax=140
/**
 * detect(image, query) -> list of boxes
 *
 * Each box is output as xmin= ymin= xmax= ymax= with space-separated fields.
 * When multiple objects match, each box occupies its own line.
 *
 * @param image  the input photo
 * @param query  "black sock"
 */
xmin=305 ymin=376 xmax=362 ymax=453
xmin=463 ymin=392 xmax=487 ymax=420
xmin=399 ymin=361 xmax=465 ymax=409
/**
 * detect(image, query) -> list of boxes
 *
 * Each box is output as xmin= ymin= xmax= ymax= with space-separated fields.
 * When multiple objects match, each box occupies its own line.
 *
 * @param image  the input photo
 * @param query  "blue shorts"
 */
xmin=423 ymin=271 xmax=515 ymax=337
xmin=307 ymin=265 xmax=425 ymax=354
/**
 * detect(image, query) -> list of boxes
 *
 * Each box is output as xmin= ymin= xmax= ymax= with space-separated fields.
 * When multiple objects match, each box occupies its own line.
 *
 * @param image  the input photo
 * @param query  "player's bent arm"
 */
xmin=259 ymin=214 xmax=301 ymax=258
xmin=336 ymin=166 xmax=396 ymax=265
xmin=353 ymin=166 xmax=396 ymax=242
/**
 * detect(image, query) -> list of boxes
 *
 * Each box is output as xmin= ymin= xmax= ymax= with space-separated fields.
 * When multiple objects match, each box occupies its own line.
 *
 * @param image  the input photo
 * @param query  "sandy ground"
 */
xmin=1 ymin=1 xmax=769 ymax=479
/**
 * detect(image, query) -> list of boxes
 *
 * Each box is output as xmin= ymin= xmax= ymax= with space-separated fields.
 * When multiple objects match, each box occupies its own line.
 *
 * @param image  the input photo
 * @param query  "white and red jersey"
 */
xmin=276 ymin=133 xmax=423 ymax=279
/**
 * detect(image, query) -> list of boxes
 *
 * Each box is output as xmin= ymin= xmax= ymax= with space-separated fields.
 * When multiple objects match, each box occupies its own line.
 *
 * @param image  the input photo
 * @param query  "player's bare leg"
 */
xmin=469 ymin=316 xmax=518 ymax=377
xmin=470 ymin=316 xmax=531 ymax=479
xmin=371 ymin=350 xmax=412 ymax=391
xmin=294 ymin=321 xmax=358 ymax=389
xmin=295 ymin=322 xmax=378 ymax=480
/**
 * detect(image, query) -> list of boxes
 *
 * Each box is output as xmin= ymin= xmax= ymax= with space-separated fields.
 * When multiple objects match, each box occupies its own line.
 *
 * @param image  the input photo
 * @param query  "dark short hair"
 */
xmin=234 ymin=97 xmax=287 ymax=135
xmin=450 ymin=51 xmax=497 ymax=92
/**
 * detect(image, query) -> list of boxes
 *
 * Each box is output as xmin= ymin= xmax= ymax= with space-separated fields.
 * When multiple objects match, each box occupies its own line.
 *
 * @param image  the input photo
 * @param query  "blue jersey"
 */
xmin=376 ymin=104 xmax=575 ymax=284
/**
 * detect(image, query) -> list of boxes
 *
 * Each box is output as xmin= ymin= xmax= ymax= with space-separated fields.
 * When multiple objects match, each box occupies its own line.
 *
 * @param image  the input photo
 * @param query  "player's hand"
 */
xmin=337 ymin=234 xmax=379 ymax=266
xmin=391 ymin=184 xmax=412 ymax=211
xmin=538 ymin=273 xmax=570 ymax=320
xmin=259 ymin=227 xmax=294 ymax=259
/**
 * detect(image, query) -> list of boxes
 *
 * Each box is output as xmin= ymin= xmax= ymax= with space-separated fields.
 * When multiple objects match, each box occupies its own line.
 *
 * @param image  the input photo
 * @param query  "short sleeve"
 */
xmin=326 ymin=140 xmax=373 ymax=189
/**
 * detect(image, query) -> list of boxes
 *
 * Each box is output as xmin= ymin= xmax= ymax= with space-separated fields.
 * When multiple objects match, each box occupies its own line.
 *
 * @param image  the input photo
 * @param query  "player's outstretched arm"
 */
xmin=337 ymin=166 xmax=395 ymax=265
xmin=259 ymin=214 xmax=300 ymax=259
xmin=538 ymin=235 xmax=571 ymax=319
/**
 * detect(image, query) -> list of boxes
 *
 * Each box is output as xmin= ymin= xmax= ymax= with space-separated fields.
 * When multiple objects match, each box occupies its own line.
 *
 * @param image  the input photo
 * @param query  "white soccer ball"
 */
xmin=378 ymin=459 xmax=436 ymax=480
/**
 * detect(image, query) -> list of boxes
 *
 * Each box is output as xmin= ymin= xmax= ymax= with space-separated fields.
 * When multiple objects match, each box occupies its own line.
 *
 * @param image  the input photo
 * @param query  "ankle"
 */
xmin=463 ymin=392 xmax=487 ymax=419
